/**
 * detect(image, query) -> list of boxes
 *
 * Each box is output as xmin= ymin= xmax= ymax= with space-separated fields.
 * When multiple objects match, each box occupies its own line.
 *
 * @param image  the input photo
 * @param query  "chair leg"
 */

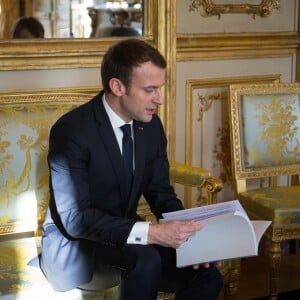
xmin=268 ymin=241 xmax=281 ymax=300
xmin=224 ymin=259 xmax=241 ymax=300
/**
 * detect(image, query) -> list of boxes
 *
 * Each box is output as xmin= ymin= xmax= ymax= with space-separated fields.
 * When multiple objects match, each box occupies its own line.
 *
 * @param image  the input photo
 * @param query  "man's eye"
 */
xmin=145 ymin=88 xmax=155 ymax=93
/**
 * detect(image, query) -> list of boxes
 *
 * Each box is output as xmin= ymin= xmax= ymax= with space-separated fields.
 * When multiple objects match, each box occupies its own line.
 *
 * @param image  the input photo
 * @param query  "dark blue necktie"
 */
xmin=121 ymin=124 xmax=133 ymax=197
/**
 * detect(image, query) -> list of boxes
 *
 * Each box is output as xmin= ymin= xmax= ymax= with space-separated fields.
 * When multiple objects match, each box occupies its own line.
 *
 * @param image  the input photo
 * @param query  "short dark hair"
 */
xmin=11 ymin=16 xmax=45 ymax=38
xmin=101 ymin=39 xmax=166 ymax=93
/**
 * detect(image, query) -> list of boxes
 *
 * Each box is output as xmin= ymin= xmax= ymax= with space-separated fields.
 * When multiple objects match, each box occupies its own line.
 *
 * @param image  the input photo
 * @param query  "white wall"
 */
xmin=0 ymin=68 xmax=101 ymax=90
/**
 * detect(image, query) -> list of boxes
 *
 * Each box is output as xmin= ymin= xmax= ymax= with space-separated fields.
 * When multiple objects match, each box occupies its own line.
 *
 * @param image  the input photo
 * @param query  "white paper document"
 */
xmin=161 ymin=200 xmax=271 ymax=267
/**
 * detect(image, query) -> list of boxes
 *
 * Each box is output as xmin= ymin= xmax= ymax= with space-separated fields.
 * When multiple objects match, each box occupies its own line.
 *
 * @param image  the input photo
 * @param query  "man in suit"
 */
xmin=40 ymin=39 xmax=223 ymax=300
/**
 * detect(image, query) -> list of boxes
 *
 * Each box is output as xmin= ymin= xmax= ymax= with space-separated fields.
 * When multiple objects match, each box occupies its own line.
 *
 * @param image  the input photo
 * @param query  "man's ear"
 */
xmin=109 ymin=78 xmax=126 ymax=96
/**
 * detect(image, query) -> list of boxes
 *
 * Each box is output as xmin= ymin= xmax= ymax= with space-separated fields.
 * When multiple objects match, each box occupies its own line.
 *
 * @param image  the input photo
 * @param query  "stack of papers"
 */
xmin=161 ymin=200 xmax=271 ymax=267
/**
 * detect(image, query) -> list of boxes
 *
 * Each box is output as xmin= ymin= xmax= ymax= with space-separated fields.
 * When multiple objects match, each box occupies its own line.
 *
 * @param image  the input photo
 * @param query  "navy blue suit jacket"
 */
xmin=40 ymin=92 xmax=183 ymax=291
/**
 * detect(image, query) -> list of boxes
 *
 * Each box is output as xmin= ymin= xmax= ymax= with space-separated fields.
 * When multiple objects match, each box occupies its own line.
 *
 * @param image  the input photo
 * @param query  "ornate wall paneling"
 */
xmin=182 ymin=75 xmax=281 ymax=207
xmin=174 ymin=0 xmax=299 ymax=206
xmin=176 ymin=0 xmax=299 ymax=61
xmin=179 ymin=0 xmax=296 ymax=34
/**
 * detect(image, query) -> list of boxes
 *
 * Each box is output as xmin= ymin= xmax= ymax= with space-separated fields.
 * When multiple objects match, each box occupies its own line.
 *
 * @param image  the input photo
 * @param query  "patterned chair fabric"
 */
xmin=239 ymin=186 xmax=300 ymax=225
xmin=0 ymin=92 xmax=92 ymax=236
xmin=0 ymin=88 xmax=234 ymax=300
xmin=228 ymin=83 xmax=300 ymax=300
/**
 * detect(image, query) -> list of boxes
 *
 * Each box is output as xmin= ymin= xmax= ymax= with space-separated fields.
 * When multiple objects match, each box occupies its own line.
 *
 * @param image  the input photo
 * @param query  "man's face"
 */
xmin=118 ymin=61 xmax=165 ymax=123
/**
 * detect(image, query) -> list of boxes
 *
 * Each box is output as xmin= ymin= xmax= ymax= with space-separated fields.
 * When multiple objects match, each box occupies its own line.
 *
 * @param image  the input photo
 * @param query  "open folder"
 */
xmin=161 ymin=200 xmax=271 ymax=267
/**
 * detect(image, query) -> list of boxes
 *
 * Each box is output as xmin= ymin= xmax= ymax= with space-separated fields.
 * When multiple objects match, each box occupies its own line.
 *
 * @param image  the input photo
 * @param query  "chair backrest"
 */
xmin=0 ymin=88 xmax=99 ymax=238
xmin=229 ymin=82 xmax=300 ymax=193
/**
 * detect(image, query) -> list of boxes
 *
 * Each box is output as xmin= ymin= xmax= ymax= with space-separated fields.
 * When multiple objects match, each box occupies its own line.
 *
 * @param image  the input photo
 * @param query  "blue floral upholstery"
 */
xmin=241 ymin=93 xmax=300 ymax=168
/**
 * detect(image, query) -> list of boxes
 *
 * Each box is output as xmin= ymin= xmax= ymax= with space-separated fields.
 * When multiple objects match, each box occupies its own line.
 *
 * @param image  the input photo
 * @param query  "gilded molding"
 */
xmin=177 ymin=33 xmax=299 ymax=61
xmin=156 ymin=0 xmax=177 ymax=162
xmin=189 ymin=0 xmax=280 ymax=19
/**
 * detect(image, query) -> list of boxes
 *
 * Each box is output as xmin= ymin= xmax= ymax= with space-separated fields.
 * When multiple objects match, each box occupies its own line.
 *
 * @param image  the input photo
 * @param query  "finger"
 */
xmin=215 ymin=261 xmax=222 ymax=267
xmin=183 ymin=222 xmax=204 ymax=233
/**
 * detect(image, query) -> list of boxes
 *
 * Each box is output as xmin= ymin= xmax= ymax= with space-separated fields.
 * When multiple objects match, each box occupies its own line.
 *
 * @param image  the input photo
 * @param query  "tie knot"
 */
xmin=121 ymin=124 xmax=132 ymax=137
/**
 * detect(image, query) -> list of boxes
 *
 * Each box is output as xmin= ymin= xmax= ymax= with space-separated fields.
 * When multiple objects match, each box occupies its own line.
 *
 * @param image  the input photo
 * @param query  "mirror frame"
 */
xmin=0 ymin=0 xmax=157 ymax=70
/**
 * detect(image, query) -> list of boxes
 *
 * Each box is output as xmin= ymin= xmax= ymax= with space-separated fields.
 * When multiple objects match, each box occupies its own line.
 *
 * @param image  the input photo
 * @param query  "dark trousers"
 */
xmin=95 ymin=243 xmax=223 ymax=300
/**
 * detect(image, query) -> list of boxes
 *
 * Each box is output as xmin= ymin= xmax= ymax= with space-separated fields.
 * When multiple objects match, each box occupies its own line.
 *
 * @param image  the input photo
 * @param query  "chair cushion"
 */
xmin=239 ymin=186 xmax=300 ymax=225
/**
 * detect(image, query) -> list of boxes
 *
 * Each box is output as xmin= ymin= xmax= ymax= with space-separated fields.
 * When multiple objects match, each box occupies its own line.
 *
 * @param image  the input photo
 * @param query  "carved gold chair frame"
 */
xmin=228 ymin=82 xmax=300 ymax=299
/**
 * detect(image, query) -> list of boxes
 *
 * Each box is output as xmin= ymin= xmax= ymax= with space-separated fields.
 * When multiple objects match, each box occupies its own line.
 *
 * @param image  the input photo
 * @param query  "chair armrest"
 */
xmin=138 ymin=163 xmax=223 ymax=222
xmin=169 ymin=162 xmax=223 ymax=205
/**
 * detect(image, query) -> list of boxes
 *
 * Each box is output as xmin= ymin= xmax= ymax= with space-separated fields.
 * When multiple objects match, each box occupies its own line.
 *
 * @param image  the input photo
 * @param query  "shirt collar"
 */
xmin=102 ymin=94 xmax=133 ymax=129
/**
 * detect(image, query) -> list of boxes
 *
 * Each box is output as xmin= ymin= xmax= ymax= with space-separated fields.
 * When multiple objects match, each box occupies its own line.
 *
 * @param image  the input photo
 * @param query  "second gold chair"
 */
xmin=228 ymin=82 xmax=300 ymax=300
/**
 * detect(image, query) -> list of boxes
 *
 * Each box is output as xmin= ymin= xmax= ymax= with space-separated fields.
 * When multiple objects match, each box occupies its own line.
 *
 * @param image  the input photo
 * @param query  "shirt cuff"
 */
xmin=127 ymin=221 xmax=151 ymax=245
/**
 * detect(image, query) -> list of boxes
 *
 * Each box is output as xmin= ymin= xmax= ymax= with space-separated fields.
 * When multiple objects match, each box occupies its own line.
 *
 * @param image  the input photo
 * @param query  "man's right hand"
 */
xmin=147 ymin=220 xmax=204 ymax=249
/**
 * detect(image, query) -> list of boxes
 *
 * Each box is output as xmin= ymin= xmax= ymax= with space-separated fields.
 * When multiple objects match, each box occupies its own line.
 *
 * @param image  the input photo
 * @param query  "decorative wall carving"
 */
xmin=189 ymin=0 xmax=280 ymax=19
xmin=197 ymin=93 xmax=223 ymax=121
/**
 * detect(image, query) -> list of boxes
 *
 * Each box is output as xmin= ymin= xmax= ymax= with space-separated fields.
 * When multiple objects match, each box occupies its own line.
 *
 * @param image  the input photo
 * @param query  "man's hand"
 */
xmin=147 ymin=220 xmax=203 ymax=248
xmin=192 ymin=261 xmax=222 ymax=270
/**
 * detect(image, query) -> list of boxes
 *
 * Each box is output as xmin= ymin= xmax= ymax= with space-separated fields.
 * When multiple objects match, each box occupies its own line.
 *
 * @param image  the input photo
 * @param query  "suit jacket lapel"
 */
xmin=92 ymin=94 xmax=128 ymax=212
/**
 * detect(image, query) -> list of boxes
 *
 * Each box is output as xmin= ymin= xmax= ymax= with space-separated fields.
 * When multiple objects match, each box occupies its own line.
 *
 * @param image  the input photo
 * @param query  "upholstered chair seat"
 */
xmin=239 ymin=186 xmax=300 ymax=225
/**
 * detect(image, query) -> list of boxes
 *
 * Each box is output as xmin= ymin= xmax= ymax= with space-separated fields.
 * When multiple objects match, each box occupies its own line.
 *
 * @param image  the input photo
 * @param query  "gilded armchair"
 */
xmin=228 ymin=83 xmax=300 ymax=300
xmin=0 ymin=87 xmax=236 ymax=300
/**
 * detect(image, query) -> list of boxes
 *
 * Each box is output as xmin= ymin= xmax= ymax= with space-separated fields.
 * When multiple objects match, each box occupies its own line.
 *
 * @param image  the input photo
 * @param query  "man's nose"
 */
xmin=153 ymin=89 xmax=164 ymax=105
